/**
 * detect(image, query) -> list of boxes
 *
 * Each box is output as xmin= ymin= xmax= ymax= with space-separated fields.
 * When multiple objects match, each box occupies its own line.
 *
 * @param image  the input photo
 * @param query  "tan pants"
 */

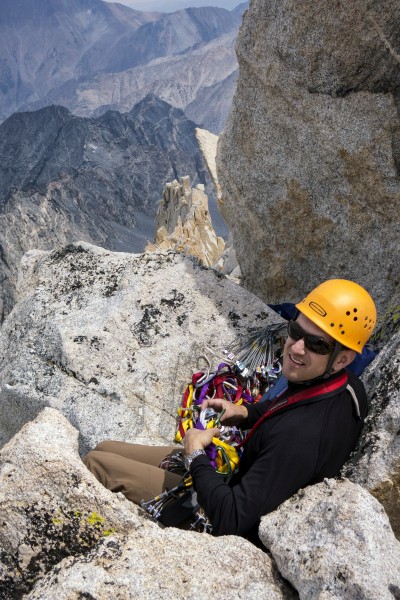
xmin=82 ymin=440 xmax=183 ymax=504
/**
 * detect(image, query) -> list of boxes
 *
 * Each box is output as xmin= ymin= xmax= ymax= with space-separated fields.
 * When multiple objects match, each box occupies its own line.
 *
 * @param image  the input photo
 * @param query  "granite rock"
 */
xmin=343 ymin=330 xmax=400 ymax=539
xmin=146 ymin=177 xmax=225 ymax=267
xmin=217 ymin=0 xmax=400 ymax=313
xmin=0 ymin=242 xmax=277 ymax=453
xmin=259 ymin=478 xmax=400 ymax=600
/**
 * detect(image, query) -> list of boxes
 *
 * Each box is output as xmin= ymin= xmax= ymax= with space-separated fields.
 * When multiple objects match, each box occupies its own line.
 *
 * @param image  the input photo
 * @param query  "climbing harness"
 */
xmin=236 ymin=370 xmax=350 ymax=449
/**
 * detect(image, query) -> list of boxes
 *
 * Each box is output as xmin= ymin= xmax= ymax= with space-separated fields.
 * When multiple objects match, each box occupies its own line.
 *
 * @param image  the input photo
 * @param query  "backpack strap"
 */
xmin=237 ymin=371 xmax=349 ymax=448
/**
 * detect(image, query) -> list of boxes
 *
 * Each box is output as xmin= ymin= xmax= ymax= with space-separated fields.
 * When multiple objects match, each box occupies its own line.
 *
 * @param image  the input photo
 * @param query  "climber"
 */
xmin=83 ymin=279 xmax=376 ymax=543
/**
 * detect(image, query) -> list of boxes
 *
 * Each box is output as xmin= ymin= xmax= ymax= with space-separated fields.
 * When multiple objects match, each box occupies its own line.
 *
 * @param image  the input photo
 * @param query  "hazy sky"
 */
xmin=109 ymin=0 xmax=241 ymax=12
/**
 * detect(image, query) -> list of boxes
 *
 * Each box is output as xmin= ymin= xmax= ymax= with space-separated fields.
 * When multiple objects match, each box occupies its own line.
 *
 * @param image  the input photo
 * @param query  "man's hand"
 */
xmin=200 ymin=398 xmax=248 ymax=426
xmin=183 ymin=427 xmax=220 ymax=455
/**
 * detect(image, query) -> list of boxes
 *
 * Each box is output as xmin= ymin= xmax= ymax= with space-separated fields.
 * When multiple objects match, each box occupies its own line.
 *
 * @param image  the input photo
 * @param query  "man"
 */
xmin=83 ymin=279 xmax=376 ymax=542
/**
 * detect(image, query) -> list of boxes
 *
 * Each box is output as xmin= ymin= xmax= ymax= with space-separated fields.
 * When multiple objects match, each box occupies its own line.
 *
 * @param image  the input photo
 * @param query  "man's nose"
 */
xmin=291 ymin=337 xmax=306 ymax=354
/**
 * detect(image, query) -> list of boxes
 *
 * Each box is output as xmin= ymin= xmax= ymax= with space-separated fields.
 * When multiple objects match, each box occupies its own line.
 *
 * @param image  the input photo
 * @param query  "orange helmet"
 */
xmin=295 ymin=279 xmax=377 ymax=353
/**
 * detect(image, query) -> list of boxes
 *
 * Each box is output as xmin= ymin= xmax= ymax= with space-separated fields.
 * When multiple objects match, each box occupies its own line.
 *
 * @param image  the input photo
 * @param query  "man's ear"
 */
xmin=331 ymin=349 xmax=356 ymax=373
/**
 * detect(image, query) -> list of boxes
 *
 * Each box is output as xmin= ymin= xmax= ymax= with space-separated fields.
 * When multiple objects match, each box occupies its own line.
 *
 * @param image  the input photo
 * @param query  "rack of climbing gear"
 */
xmin=141 ymin=321 xmax=287 ymax=532
xmin=175 ymin=321 xmax=287 ymax=474
xmin=224 ymin=321 xmax=287 ymax=396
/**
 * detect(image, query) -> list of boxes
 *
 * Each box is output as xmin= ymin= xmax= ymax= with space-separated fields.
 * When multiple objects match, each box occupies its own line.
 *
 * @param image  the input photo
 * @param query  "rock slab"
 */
xmin=0 ymin=242 xmax=277 ymax=453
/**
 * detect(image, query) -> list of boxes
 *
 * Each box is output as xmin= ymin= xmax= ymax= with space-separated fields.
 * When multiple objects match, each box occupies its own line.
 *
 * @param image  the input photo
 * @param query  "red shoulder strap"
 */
xmin=237 ymin=371 xmax=348 ymax=448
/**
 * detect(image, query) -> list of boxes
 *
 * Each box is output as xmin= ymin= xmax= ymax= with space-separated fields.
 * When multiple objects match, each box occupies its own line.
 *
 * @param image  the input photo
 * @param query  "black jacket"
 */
xmin=190 ymin=369 xmax=367 ymax=540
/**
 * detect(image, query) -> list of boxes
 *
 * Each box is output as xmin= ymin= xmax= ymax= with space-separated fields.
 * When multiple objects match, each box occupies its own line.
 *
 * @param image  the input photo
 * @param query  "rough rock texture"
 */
xmin=0 ymin=407 xmax=295 ymax=600
xmin=26 ymin=528 xmax=295 ymax=600
xmin=0 ymin=242 xmax=277 ymax=453
xmin=217 ymin=0 xmax=400 ymax=313
xmin=0 ymin=95 xmax=213 ymax=319
xmin=0 ymin=407 xmax=142 ymax=597
xmin=195 ymin=127 xmax=221 ymax=199
xmin=1 ymin=240 xmax=400 ymax=597
xmin=259 ymin=478 xmax=400 ymax=600
xmin=343 ymin=330 xmax=400 ymax=538
xmin=146 ymin=177 xmax=225 ymax=267
xmin=213 ymin=238 xmax=241 ymax=280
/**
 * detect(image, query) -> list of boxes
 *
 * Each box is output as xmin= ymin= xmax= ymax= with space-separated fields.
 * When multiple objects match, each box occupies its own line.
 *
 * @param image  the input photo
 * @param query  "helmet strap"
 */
xmin=323 ymin=341 xmax=343 ymax=378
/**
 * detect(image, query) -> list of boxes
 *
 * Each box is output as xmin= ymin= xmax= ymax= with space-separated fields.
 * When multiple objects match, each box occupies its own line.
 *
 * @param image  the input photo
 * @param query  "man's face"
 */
xmin=282 ymin=313 xmax=334 ymax=383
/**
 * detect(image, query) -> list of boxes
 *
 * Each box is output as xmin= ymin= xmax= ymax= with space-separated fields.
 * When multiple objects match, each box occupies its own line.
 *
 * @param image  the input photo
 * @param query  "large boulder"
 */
xmin=217 ymin=0 xmax=400 ymax=313
xmin=344 ymin=329 xmax=400 ymax=538
xmin=0 ymin=242 xmax=277 ymax=453
xmin=259 ymin=478 xmax=400 ymax=600
xmin=0 ymin=407 xmax=295 ymax=599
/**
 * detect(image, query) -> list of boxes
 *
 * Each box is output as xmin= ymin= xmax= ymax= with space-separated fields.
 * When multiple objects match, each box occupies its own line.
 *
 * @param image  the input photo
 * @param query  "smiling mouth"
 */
xmin=289 ymin=354 xmax=305 ymax=366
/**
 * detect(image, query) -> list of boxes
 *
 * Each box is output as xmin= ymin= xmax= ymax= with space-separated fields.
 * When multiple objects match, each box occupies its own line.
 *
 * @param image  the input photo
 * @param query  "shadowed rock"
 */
xmin=217 ymin=0 xmax=400 ymax=313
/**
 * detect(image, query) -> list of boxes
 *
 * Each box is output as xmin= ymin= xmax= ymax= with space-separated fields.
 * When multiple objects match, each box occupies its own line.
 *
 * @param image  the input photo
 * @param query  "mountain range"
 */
xmin=0 ymin=0 xmax=244 ymax=316
xmin=0 ymin=94 xmax=217 ymax=317
xmin=0 ymin=0 xmax=247 ymax=131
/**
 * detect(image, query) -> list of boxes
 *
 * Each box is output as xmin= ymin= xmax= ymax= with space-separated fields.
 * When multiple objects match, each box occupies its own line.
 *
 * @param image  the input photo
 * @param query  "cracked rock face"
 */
xmin=0 ymin=242 xmax=278 ymax=453
xmin=217 ymin=0 xmax=400 ymax=313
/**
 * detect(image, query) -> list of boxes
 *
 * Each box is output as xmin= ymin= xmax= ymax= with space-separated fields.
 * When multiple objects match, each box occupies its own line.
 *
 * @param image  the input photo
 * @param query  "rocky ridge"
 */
xmin=0 ymin=0 xmax=246 ymax=131
xmin=0 ymin=241 xmax=399 ymax=597
xmin=0 ymin=95 xmax=213 ymax=319
xmin=54 ymin=30 xmax=239 ymax=134
xmin=146 ymin=177 xmax=225 ymax=267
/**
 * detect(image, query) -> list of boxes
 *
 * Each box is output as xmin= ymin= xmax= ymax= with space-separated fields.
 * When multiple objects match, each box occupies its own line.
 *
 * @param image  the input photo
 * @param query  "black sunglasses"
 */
xmin=287 ymin=320 xmax=336 ymax=355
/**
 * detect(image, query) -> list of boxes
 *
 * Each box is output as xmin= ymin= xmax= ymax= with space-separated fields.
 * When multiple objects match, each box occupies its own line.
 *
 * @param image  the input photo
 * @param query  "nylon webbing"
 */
xmin=237 ymin=371 xmax=349 ymax=449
